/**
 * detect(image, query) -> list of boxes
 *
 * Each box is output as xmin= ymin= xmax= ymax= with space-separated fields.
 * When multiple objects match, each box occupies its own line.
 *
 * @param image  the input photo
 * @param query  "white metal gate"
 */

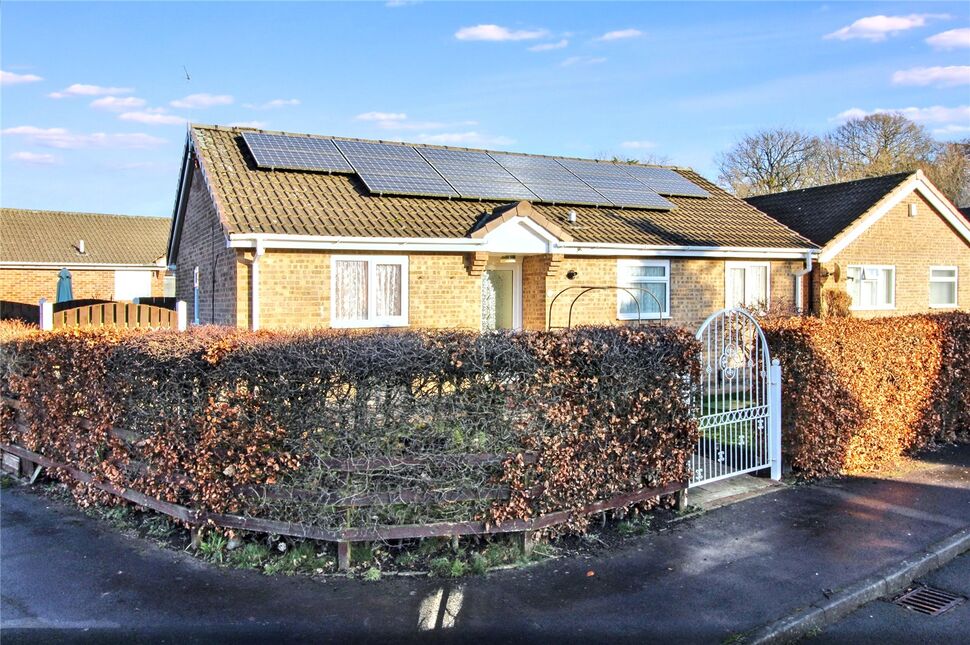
xmin=690 ymin=307 xmax=781 ymax=487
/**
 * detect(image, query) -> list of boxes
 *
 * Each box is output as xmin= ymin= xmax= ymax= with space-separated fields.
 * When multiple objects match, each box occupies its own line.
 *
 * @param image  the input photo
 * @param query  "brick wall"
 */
xmin=238 ymin=250 xmax=800 ymax=331
xmin=174 ymin=168 xmax=238 ymax=326
xmin=814 ymin=190 xmax=970 ymax=316
xmin=0 ymin=267 xmax=166 ymax=307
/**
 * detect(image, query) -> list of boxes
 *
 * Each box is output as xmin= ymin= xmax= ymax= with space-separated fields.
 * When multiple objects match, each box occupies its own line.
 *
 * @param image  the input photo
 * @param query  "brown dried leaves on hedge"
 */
xmin=761 ymin=312 xmax=970 ymax=478
xmin=0 ymin=323 xmax=699 ymax=534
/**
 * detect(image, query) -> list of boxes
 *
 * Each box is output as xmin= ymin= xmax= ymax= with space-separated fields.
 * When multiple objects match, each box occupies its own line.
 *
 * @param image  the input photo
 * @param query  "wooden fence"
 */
xmin=39 ymin=298 xmax=187 ymax=331
xmin=0 ymin=396 xmax=687 ymax=570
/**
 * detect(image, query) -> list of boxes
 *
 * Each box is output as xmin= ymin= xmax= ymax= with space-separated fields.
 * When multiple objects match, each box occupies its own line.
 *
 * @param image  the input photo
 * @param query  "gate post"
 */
xmin=769 ymin=358 xmax=782 ymax=481
xmin=38 ymin=298 xmax=53 ymax=331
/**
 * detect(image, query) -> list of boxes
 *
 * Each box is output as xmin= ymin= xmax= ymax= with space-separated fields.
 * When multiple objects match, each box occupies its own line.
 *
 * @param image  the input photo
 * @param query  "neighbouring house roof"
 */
xmin=172 ymin=124 xmax=814 ymax=261
xmin=744 ymin=172 xmax=915 ymax=247
xmin=0 ymin=208 xmax=171 ymax=266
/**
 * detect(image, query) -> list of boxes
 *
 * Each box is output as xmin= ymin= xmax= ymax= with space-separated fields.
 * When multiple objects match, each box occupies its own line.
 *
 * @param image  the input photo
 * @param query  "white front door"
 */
xmin=481 ymin=258 xmax=522 ymax=331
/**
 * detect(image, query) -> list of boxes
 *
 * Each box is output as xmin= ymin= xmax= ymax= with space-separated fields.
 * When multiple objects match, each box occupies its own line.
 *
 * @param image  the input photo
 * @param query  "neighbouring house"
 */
xmin=0 ymin=208 xmax=173 ymax=320
xmin=166 ymin=124 xmax=816 ymax=331
xmin=747 ymin=171 xmax=970 ymax=317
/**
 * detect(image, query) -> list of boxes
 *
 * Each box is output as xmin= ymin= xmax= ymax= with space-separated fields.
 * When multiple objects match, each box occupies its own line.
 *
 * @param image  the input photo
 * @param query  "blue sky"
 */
xmin=2 ymin=1 xmax=969 ymax=217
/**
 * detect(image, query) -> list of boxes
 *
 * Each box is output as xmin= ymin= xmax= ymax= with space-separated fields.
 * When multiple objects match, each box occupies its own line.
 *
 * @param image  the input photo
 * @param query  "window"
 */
xmin=929 ymin=266 xmax=958 ymax=308
xmin=113 ymin=270 xmax=152 ymax=301
xmin=724 ymin=262 xmax=770 ymax=310
xmin=846 ymin=265 xmax=895 ymax=310
xmin=331 ymin=256 xmax=408 ymax=327
xmin=617 ymin=259 xmax=670 ymax=320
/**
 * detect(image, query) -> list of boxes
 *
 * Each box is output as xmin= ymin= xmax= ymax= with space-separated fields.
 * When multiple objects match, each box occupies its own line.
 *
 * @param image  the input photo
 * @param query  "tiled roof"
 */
xmin=745 ymin=173 xmax=914 ymax=247
xmin=188 ymin=124 xmax=814 ymax=249
xmin=0 ymin=208 xmax=171 ymax=265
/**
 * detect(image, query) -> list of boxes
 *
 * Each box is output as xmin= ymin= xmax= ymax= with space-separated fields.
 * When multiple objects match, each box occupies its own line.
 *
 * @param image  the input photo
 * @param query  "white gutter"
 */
xmin=250 ymin=240 xmax=265 ymax=331
xmin=0 ymin=262 xmax=163 ymax=271
xmin=791 ymin=251 xmax=814 ymax=314
xmin=228 ymin=233 xmax=817 ymax=259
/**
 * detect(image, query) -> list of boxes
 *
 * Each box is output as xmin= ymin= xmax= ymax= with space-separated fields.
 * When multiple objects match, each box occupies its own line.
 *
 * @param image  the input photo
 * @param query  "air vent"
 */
xmin=893 ymin=585 xmax=966 ymax=616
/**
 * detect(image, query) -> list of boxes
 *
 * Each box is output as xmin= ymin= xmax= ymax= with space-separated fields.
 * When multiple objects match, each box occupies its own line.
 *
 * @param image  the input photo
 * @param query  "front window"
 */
xmin=331 ymin=256 xmax=408 ymax=327
xmin=929 ymin=266 xmax=958 ymax=308
xmin=725 ymin=262 xmax=769 ymax=310
xmin=846 ymin=265 xmax=895 ymax=310
xmin=617 ymin=259 xmax=670 ymax=320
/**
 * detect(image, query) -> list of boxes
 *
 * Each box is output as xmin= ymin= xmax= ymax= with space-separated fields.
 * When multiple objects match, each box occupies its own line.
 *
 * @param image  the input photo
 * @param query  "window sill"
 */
xmin=849 ymin=306 xmax=895 ymax=312
xmin=617 ymin=314 xmax=671 ymax=321
xmin=928 ymin=304 xmax=958 ymax=309
xmin=332 ymin=320 xmax=409 ymax=329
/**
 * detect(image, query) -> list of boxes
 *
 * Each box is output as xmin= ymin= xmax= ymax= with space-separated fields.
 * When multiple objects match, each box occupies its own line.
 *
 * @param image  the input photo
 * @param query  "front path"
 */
xmin=2 ymin=445 xmax=968 ymax=644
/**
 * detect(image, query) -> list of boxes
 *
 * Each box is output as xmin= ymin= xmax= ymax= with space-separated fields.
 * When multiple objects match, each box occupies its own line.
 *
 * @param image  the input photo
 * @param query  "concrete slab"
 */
xmin=690 ymin=473 xmax=785 ymax=511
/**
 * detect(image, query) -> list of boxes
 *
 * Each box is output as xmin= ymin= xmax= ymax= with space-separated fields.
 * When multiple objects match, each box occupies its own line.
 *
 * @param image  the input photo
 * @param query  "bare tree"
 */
xmin=923 ymin=141 xmax=970 ymax=207
xmin=716 ymin=128 xmax=821 ymax=197
xmin=822 ymin=113 xmax=935 ymax=180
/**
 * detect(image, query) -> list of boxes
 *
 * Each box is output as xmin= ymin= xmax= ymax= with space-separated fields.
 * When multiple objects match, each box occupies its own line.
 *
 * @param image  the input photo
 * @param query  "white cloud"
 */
xmin=48 ymin=83 xmax=132 ymax=99
xmin=561 ymin=56 xmax=607 ymax=67
xmin=454 ymin=24 xmax=548 ymax=42
xmin=243 ymin=98 xmax=301 ymax=110
xmin=412 ymin=131 xmax=515 ymax=147
xmin=169 ymin=93 xmax=233 ymax=109
xmin=1 ymin=70 xmax=43 ymax=85
xmin=385 ymin=0 xmax=418 ymax=6
xmin=1 ymin=125 xmax=166 ymax=149
xmin=892 ymin=66 xmax=970 ymax=88
xmin=228 ymin=120 xmax=268 ymax=128
xmin=926 ymin=28 xmax=970 ymax=50
xmin=824 ymin=14 xmax=948 ymax=42
xmin=119 ymin=110 xmax=187 ymax=125
xmin=620 ymin=140 xmax=656 ymax=150
xmin=529 ymin=39 xmax=569 ymax=52
xmin=90 ymin=96 xmax=147 ymax=111
xmin=932 ymin=123 xmax=970 ymax=136
xmin=356 ymin=111 xmax=408 ymax=123
xmin=9 ymin=151 xmax=60 ymax=165
xmin=833 ymin=105 xmax=970 ymax=126
xmin=596 ymin=28 xmax=643 ymax=42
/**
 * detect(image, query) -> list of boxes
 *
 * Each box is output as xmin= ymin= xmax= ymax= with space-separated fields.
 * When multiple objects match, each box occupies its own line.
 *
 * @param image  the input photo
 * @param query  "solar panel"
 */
xmin=241 ymin=132 xmax=354 ymax=173
xmin=489 ymin=153 xmax=607 ymax=205
xmin=621 ymin=166 xmax=709 ymax=198
xmin=334 ymin=140 xmax=458 ymax=197
xmin=557 ymin=159 xmax=674 ymax=210
xmin=418 ymin=148 xmax=537 ymax=200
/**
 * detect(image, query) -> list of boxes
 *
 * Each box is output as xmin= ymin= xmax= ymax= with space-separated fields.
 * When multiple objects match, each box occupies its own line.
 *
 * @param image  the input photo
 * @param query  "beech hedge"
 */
xmin=0 ymin=324 xmax=699 ymax=534
xmin=761 ymin=312 xmax=970 ymax=478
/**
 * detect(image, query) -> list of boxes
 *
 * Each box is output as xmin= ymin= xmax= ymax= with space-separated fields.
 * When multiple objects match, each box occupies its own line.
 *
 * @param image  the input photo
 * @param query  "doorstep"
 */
xmin=688 ymin=474 xmax=785 ymax=511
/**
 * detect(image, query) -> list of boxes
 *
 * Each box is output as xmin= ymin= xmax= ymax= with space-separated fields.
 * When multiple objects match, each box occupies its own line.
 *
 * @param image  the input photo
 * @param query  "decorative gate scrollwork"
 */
xmin=691 ymin=307 xmax=781 ymax=487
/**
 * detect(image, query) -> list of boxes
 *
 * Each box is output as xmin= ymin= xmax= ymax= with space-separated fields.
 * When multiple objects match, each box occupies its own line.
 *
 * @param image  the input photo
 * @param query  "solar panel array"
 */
xmin=241 ymin=132 xmax=354 ymax=173
xmin=417 ymin=148 xmax=537 ymax=201
xmin=334 ymin=140 xmax=459 ymax=198
xmin=241 ymin=131 xmax=710 ymax=208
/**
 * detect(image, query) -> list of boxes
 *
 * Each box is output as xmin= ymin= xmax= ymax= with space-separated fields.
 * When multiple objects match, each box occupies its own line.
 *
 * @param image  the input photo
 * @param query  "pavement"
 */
xmin=1 ymin=444 xmax=968 ymax=644
xmin=808 ymin=552 xmax=969 ymax=644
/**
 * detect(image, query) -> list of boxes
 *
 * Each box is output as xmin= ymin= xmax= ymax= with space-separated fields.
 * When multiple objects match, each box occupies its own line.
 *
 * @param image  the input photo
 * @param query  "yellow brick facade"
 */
xmin=233 ymin=250 xmax=799 ymax=332
xmin=0 ymin=267 xmax=166 ymax=307
xmin=813 ymin=191 xmax=970 ymax=316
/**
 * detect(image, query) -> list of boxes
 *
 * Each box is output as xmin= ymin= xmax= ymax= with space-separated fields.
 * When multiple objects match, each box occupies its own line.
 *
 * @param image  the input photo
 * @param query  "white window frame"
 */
xmin=724 ymin=261 xmax=771 ymax=310
xmin=330 ymin=255 xmax=409 ymax=328
xmin=846 ymin=264 xmax=895 ymax=311
xmin=929 ymin=265 xmax=958 ymax=308
xmin=617 ymin=259 xmax=671 ymax=320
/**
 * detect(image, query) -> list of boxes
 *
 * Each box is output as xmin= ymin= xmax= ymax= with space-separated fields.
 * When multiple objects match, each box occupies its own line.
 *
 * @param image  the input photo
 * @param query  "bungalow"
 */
xmin=166 ymin=124 xmax=816 ymax=331
xmin=747 ymin=171 xmax=970 ymax=317
xmin=0 ymin=208 xmax=172 ymax=320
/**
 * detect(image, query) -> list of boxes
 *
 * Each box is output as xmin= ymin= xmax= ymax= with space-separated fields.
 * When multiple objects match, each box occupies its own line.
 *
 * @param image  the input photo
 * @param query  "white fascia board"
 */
xmin=0 ymin=262 xmax=162 ymax=270
xmin=820 ymin=177 xmax=970 ymax=263
xmin=227 ymin=233 xmax=816 ymax=259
